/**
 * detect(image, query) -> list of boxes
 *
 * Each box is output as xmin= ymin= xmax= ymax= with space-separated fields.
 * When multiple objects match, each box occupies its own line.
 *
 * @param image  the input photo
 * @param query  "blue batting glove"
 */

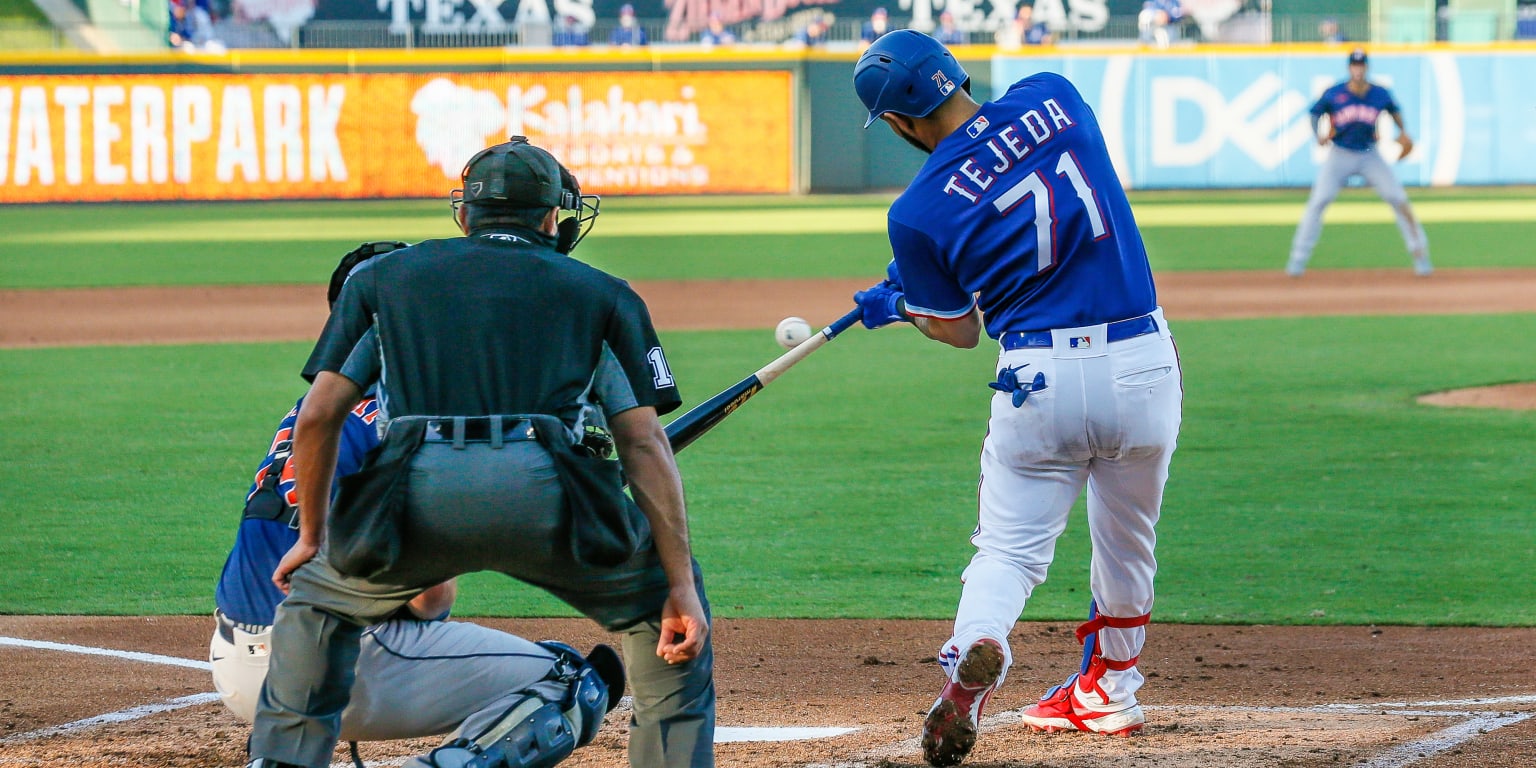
xmin=854 ymin=282 xmax=908 ymax=329
xmin=885 ymin=259 xmax=904 ymax=291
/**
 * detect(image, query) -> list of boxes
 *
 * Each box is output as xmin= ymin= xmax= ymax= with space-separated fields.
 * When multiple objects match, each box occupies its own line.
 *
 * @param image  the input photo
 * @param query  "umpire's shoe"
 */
xmin=921 ymin=638 xmax=1005 ymax=767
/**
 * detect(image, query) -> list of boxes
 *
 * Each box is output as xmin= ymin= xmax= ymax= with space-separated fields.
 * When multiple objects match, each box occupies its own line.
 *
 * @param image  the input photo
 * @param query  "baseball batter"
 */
xmin=853 ymin=31 xmax=1183 ymax=766
xmin=216 ymin=243 xmax=623 ymax=767
xmin=1288 ymin=48 xmax=1431 ymax=277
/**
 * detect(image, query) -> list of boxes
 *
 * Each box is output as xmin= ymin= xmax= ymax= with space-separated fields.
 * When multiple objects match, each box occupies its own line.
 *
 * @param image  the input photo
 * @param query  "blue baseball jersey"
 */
xmin=214 ymin=395 xmax=380 ymax=625
xmin=889 ymin=72 xmax=1156 ymax=336
xmin=1311 ymin=81 xmax=1399 ymax=152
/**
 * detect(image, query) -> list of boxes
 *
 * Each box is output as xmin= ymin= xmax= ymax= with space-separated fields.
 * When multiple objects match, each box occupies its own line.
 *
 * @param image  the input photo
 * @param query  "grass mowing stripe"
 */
xmin=2 ymin=314 xmax=1533 ymax=622
xmin=7 ymin=198 xmax=1534 ymax=245
xmin=5 ymin=218 xmax=1536 ymax=290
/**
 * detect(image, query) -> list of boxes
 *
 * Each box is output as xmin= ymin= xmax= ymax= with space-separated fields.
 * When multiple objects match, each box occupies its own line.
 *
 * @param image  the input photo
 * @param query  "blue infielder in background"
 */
xmin=1288 ymin=48 xmax=1431 ymax=277
xmin=852 ymin=30 xmax=1182 ymax=767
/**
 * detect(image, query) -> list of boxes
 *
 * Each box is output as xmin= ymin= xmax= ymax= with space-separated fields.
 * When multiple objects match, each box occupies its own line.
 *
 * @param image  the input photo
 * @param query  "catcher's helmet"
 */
xmin=451 ymin=136 xmax=601 ymax=253
xmin=853 ymin=30 xmax=970 ymax=129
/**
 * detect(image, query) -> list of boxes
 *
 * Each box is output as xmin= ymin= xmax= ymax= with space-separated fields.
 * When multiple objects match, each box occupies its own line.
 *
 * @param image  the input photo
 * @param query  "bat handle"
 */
xmin=823 ymin=306 xmax=865 ymax=339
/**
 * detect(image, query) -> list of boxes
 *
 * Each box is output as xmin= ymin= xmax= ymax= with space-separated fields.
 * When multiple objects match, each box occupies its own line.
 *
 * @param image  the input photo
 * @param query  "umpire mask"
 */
xmin=555 ymin=163 xmax=602 ymax=255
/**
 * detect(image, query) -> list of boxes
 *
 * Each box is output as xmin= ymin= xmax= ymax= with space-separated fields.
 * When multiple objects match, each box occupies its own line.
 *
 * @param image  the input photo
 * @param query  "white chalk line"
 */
xmin=1350 ymin=711 xmax=1535 ymax=768
xmin=0 ymin=693 xmax=222 ymax=745
xmin=0 ymin=635 xmax=856 ymax=750
xmin=0 ymin=636 xmax=212 ymax=671
xmin=807 ymin=695 xmax=1536 ymax=768
xmin=6 ymin=634 xmax=1534 ymax=766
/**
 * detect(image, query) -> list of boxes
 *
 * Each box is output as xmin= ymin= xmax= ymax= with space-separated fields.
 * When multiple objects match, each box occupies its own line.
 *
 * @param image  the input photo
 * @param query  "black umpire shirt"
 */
xmin=303 ymin=228 xmax=682 ymax=423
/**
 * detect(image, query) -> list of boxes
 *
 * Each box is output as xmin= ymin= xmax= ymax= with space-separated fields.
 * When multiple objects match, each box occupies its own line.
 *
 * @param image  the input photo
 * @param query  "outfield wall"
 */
xmin=0 ymin=66 xmax=795 ymax=202
xmin=0 ymin=45 xmax=1532 ymax=201
xmin=993 ymin=48 xmax=1536 ymax=189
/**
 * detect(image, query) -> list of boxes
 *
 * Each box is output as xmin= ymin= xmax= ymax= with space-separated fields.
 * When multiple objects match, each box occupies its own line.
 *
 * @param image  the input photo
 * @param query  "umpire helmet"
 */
xmin=451 ymin=136 xmax=601 ymax=254
xmin=853 ymin=30 xmax=970 ymax=129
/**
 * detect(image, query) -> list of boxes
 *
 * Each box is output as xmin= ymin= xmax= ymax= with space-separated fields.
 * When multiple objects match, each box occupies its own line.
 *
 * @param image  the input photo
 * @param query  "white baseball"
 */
xmin=775 ymin=316 xmax=814 ymax=349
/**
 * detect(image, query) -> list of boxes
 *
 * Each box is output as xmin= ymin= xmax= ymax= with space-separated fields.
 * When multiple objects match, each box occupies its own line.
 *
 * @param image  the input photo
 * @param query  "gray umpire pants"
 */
xmin=249 ymin=439 xmax=715 ymax=768
xmin=1289 ymin=145 xmax=1429 ymax=266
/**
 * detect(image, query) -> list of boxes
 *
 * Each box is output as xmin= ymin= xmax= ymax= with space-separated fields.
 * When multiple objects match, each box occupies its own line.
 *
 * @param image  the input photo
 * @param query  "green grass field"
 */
xmin=2 ymin=189 xmax=1534 ymax=625
xmin=3 ymin=187 xmax=1535 ymax=288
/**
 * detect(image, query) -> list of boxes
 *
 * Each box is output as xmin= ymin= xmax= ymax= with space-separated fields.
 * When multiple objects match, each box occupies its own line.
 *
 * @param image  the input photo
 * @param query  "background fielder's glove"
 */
xmin=328 ymin=241 xmax=409 ymax=308
xmin=854 ymin=281 xmax=909 ymax=329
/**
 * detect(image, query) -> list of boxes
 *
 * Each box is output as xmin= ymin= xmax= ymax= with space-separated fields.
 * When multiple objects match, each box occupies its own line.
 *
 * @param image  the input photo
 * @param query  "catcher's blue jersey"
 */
xmin=889 ymin=72 xmax=1156 ymax=337
xmin=1311 ymin=81 xmax=1399 ymax=152
xmin=214 ymin=395 xmax=379 ymax=625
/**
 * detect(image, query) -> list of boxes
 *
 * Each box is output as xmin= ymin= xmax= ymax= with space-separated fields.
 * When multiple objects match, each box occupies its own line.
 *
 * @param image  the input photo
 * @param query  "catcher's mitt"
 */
xmin=328 ymin=241 xmax=409 ymax=308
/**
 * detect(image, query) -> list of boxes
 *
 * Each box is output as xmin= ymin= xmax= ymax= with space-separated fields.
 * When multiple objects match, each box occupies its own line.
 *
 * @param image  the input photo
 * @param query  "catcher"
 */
xmin=213 ymin=242 xmax=623 ymax=768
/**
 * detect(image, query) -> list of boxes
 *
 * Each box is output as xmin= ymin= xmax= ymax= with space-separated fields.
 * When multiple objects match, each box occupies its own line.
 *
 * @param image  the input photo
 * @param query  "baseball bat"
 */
xmin=663 ymin=306 xmax=864 ymax=454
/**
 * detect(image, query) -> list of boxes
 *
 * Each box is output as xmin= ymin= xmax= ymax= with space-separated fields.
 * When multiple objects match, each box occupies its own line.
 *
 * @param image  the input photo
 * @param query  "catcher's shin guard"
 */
xmin=420 ymin=643 xmax=622 ymax=768
xmin=424 ymin=698 xmax=575 ymax=768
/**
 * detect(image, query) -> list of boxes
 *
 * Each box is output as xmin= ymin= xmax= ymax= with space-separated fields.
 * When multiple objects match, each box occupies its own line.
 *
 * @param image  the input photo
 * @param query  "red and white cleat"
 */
xmin=1019 ymin=672 xmax=1145 ymax=737
xmin=921 ymin=638 xmax=1006 ymax=767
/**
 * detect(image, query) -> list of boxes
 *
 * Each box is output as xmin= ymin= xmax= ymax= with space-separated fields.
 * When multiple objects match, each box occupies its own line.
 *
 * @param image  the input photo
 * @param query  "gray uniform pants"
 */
xmin=249 ymin=440 xmax=715 ymax=768
xmin=1289 ymin=145 xmax=1429 ymax=270
xmin=212 ymin=616 xmax=571 ymax=741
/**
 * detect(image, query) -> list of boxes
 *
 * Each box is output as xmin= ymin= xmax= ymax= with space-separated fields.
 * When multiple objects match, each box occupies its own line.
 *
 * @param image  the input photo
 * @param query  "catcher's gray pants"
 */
xmin=1289 ymin=145 xmax=1429 ymax=269
xmin=249 ymin=440 xmax=715 ymax=768
xmin=212 ymin=616 xmax=570 ymax=741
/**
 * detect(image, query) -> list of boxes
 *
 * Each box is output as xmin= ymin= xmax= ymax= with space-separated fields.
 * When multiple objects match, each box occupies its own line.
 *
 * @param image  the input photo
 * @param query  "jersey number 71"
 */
xmin=992 ymin=151 xmax=1110 ymax=273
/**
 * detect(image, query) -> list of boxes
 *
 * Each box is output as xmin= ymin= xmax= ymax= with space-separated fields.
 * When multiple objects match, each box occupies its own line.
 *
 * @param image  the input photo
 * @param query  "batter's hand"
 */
xmin=272 ymin=539 xmax=319 ymax=595
xmin=1396 ymin=134 xmax=1415 ymax=162
xmin=855 ymin=282 xmax=908 ymax=329
xmin=656 ymin=585 xmax=709 ymax=664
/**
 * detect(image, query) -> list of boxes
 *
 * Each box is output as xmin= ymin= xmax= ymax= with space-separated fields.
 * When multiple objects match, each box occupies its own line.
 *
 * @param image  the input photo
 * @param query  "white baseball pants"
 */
xmin=942 ymin=308 xmax=1182 ymax=706
xmin=1289 ymin=145 xmax=1429 ymax=270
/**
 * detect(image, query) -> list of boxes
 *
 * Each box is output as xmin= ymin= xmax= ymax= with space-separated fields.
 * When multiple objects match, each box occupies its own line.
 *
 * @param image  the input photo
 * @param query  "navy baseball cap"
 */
xmin=458 ymin=136 xmax=563 ymax=208
xmin=1348 ymin=48 xmax=1368 ymax=65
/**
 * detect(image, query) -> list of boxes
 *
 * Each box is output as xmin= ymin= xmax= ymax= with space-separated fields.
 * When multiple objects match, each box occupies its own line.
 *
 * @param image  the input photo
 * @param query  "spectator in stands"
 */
xmin=168 ymin=0 xmax=194 ymax=49
xmin=168 ymin=0 xmax=222 ymax=51
xmin=1138 ymin=0 xmax=1183 ymax=47
xmin=700 ymin=12 xmax=736 ymax=46
xmin=996 ymin=3 xmax=1052 ymax=49
xmin=610 ymin=3 xmax=648 ymax=46
xmin=790 ymin=12 xmax=829 ymax=47
xmin=553 ymin=13 xmax=590 ymax=46
xmin=861 ymin=7 xmax=891 ymax=45
xmin=1319 ymin=16 xmax=1347 ymax=44
xmin=933 ymin=10 xmax=967 ymax=44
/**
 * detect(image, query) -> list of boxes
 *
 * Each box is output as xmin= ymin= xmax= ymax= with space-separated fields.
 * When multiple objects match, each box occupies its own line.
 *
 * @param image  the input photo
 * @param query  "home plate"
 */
xmin=716 ymin=727 xmax=857 ymax=743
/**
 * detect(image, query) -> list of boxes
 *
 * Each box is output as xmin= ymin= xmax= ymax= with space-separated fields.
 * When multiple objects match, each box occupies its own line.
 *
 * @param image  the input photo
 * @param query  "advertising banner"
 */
xmin=992 ymin=50 xmax=1536 ymax=189
xmin=0 ymin=70 xmax=794 ymax=202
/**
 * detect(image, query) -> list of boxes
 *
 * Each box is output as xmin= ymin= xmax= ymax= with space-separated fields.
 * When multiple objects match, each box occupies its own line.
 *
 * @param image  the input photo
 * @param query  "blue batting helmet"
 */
xmin=853 ymin=29 xmax=970 ymax=129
